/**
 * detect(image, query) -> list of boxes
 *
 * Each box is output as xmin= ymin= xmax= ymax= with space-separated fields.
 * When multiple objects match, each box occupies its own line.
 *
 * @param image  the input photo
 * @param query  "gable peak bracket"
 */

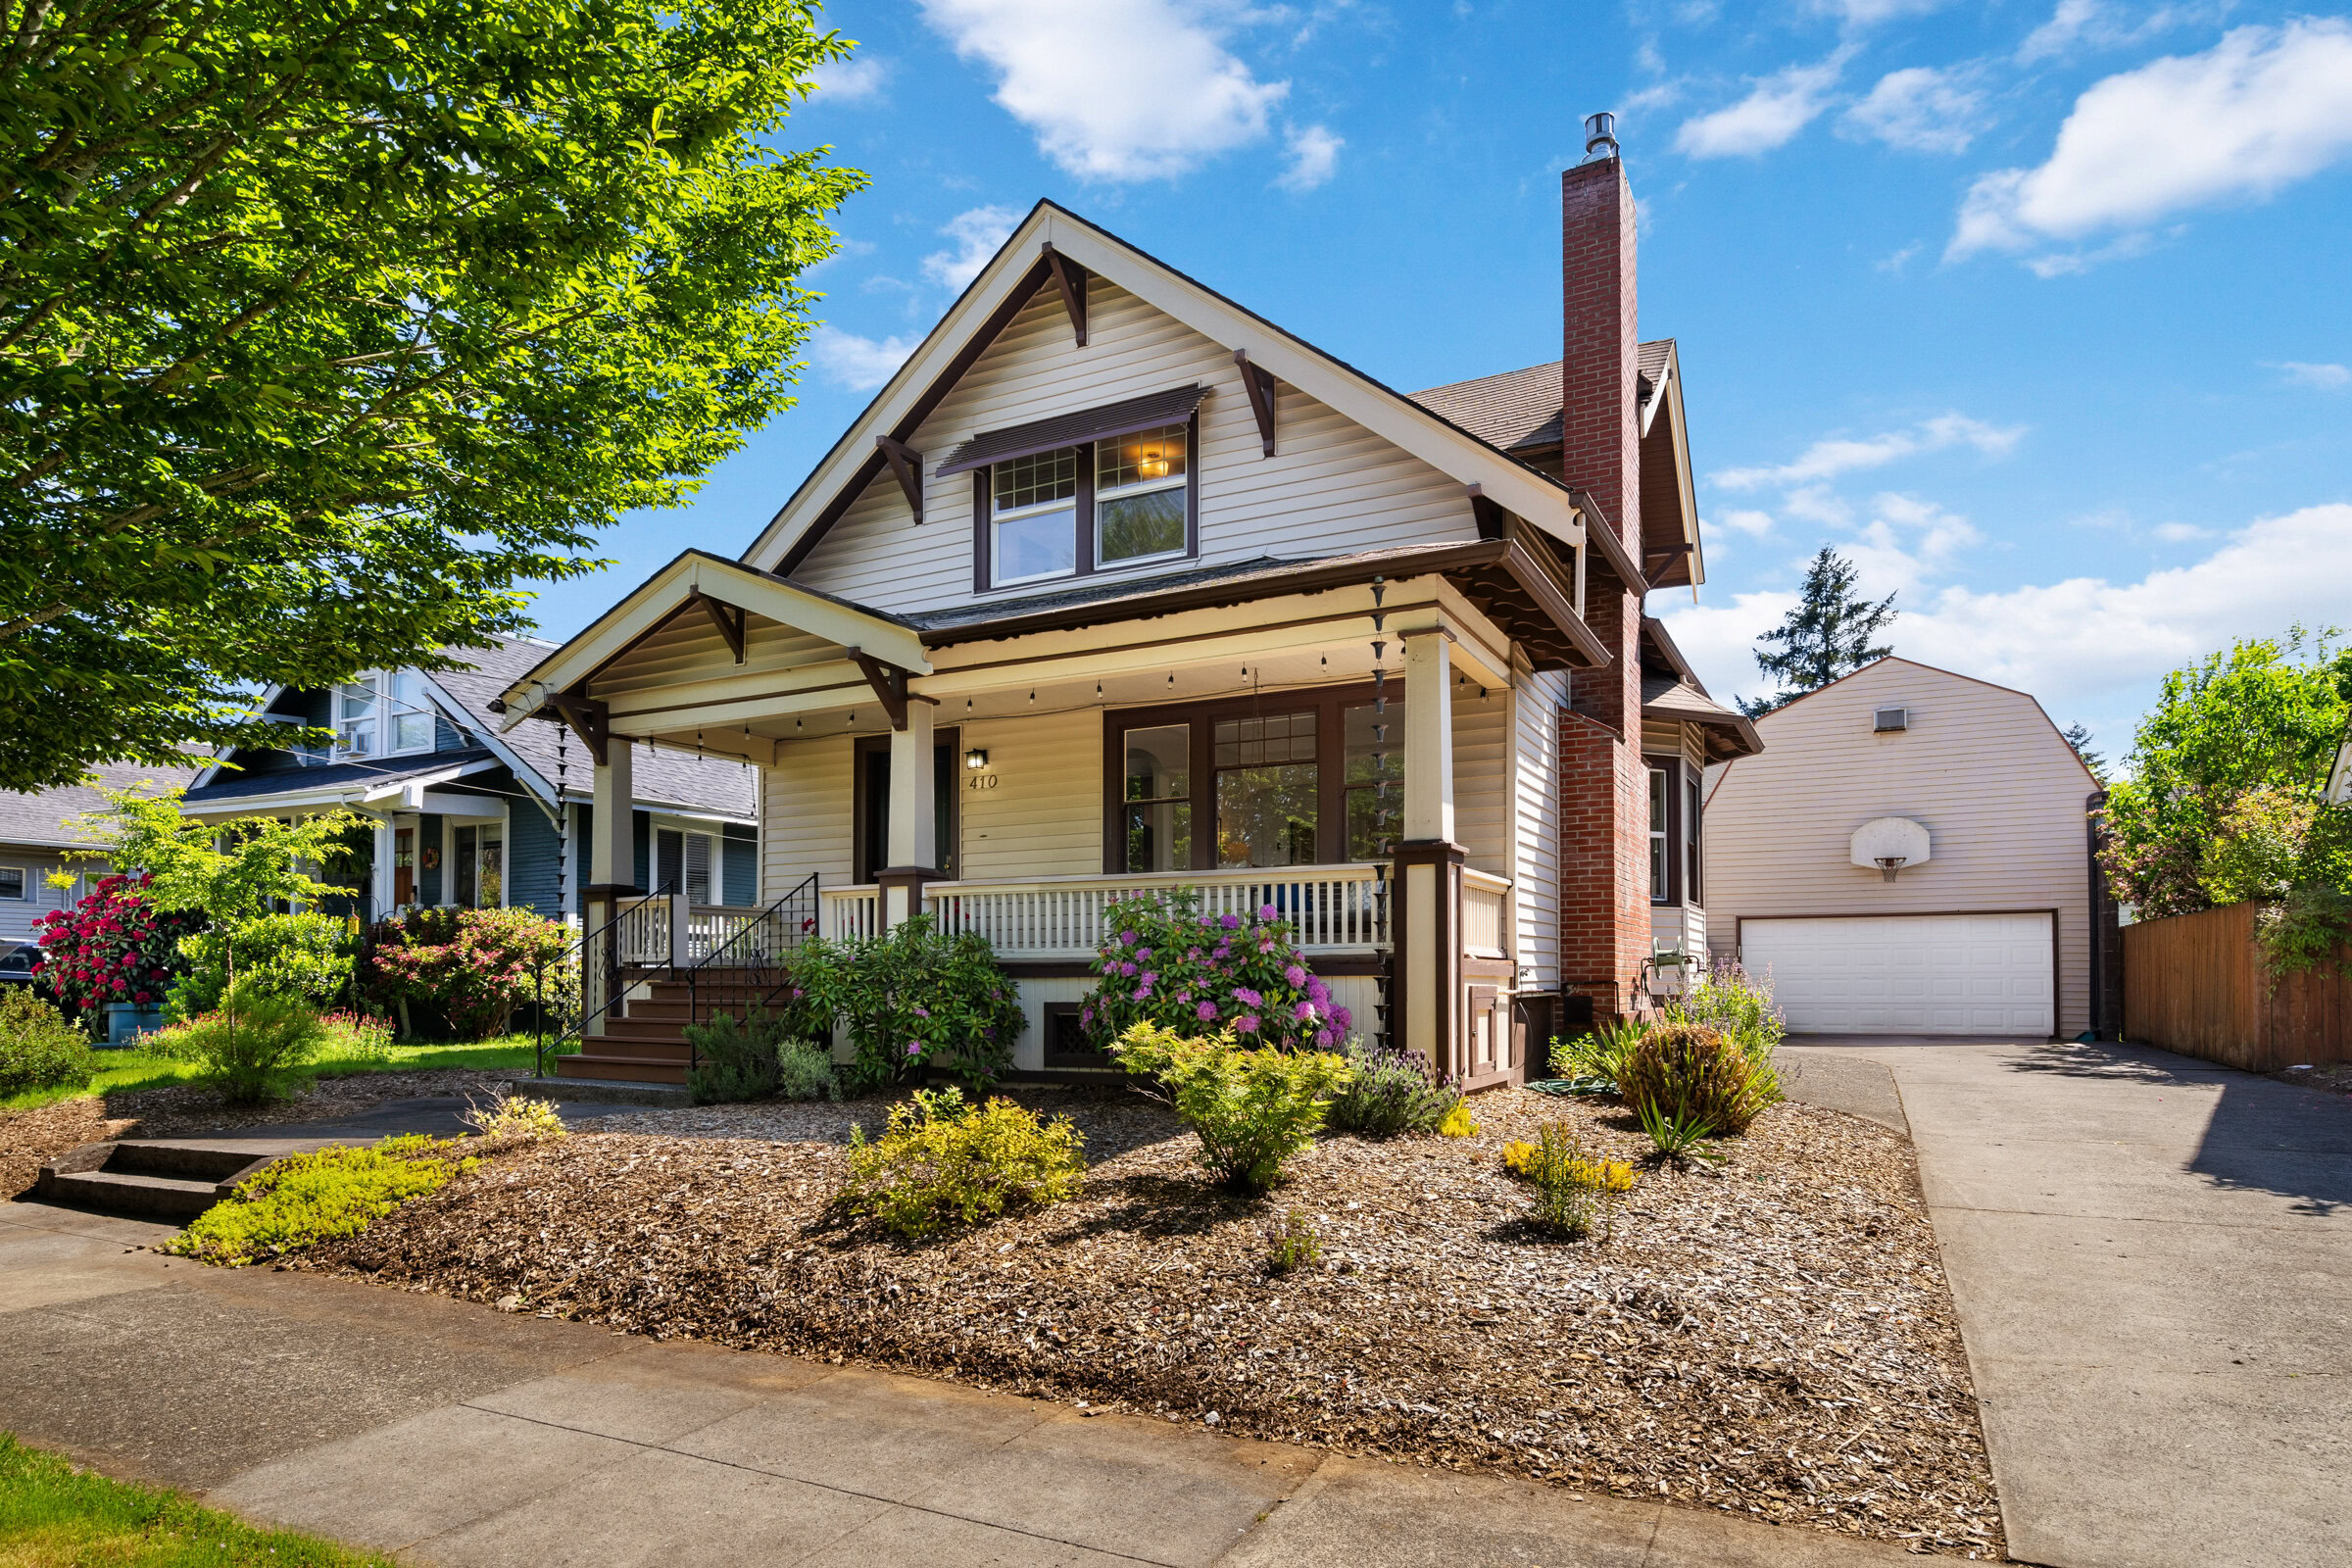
xmin=875 ymin=434 xmax=925 ymax=525
xmin=686 ymin=589 xmax=748 ymax=664
xmin=1234 ymin=349 xmax=1277 ymax=458
xmin=1041 ymin=242 xmax=1088 ymax=347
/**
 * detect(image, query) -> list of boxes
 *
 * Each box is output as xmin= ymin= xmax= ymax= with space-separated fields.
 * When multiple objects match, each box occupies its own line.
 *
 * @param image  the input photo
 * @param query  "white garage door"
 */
xmin=1739 ymin=913 xmax=2053 ymax=1037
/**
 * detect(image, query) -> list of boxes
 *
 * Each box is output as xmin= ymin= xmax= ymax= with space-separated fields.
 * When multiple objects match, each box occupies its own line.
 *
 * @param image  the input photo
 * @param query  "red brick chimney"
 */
xmin=1556 ymin=120 xmax=1651 ymax=1023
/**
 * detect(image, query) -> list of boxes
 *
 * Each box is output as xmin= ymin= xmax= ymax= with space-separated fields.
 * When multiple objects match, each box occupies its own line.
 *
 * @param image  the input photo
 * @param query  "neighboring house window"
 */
xmin=655 ymin=828 xmax=715 ymax=904
xmin=977 ymin=418 xmax=1197 ymax=591
xmin=334 ymin=671 xmax=434 ymax=759
xmin=0 ymin=867 xmax=24 ymax=901
xmin=1648 ymin=766 xmax=1669 ymax=903
xmin=452 ymin=822 xmax=503 ymax=908
xmin=1102 ymin=686 xmax=1396 ymax=872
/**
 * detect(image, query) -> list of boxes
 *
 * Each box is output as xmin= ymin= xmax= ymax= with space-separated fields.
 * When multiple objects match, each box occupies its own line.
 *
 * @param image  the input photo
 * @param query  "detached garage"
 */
xmin=1703 ymin=659 xmax=2101 ymax=1039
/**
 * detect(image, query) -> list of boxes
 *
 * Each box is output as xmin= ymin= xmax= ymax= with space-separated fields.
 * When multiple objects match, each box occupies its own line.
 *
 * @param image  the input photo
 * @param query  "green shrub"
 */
xmin=794 ymin=917 xmax=1024 ymax=1093
xmin=167 ymin=1134 xmax=478 ymax=1265
xmin=360 ymin=906 xmax=575 ymax=1039
xmin=0 ymin=989 xmax=96 ymax=1097
xmin=1079 ymin=891 xmax=1352 ymax=1050
xmin=682 ymin=1006 xmax=841 ymax=1104
xmin=169 ymin=910 xmax=356 ymax=1020
xmin=776 ymin=1038 xmax=842 ymax=1102
xmin=158 ymin=985 xmax=326 ymax=1102
xmin=1262 ymin=1208 xmax=1321 ymax=1275
xmin=1502 ymin=1124 xmax=1637 ymax=1238
xmin=460 ymin=1091 xmax=567 ymax=1140
xmin=1548 ymin=1016 xmax=1648 ymax=1091
xmin=319 ymin=1008 xmax=396 ymax=1064
xmin=839 ymin=1088 xmax=1085 ymax=1239
xmin=1663 ymin=961 xmax=1787 ymax=1088
xmin=1108 ymin=1022 xmax=1353 ymax=1193
xmin=1618 ymin=1020 xmax=1773 ymax=1140
xmin=1635 ymin=1100 xmax=1727 ymax=1166
xmin=1324 ymin=1039 xmax=1460 ymax=1137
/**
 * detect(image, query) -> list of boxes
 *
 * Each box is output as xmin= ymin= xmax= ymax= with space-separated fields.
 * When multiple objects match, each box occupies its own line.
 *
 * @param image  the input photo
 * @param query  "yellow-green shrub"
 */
xmin=1108 ymin=1022 xmax=1352 ymax=1193
xmin=839 ymin=1088 xmax=1085 ymax=1239
xmin=1617 ymin=1020 xmax=1774 ymax=1137
xmin=167 ymin=1134 xmax=477 ymax=1265
xmin=460 ymin=1091 xmax=567 ymax=1140
xmin=1502 ymin=1123 xmax=1635 ymax=1239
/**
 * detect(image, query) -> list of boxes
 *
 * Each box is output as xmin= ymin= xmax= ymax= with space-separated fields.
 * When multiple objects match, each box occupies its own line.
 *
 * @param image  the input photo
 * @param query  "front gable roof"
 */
xmin=744 ymin=200 xmax=1596 ymax=580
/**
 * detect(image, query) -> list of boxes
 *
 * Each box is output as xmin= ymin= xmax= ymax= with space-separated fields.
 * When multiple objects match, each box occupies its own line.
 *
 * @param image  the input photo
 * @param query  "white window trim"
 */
xmin=333 ymin=670 xmax=439 ymax=762
xmin=1648 ymin=765 xmax=1670 ymax=904
xmin=1093 ymin=470 xmax=1189 ymax=569
xmin=0 ymin=865 xmax=26 ymax=902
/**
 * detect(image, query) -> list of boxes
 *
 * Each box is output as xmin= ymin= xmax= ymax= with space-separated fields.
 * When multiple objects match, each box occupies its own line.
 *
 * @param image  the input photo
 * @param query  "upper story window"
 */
xmin=986 ymin=422 xmax=1193 ymax=589
xmin=333 ymin=671 xmax=434 ymax=759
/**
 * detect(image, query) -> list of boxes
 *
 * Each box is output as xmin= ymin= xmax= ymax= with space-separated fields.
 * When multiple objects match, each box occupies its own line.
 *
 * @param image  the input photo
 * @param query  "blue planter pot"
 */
xmin=103 ymin=1004 xmax=166 ymax=1048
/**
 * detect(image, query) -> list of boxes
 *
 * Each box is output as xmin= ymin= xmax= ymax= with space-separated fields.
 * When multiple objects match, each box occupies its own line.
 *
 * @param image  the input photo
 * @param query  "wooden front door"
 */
xmin=393 ymin=828 xmax=415 ymax=906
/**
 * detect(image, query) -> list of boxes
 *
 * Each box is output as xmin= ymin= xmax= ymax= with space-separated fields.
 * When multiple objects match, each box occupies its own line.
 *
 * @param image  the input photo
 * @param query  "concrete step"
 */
xmin=38 ymin=1167 xmax=235 ymax=1220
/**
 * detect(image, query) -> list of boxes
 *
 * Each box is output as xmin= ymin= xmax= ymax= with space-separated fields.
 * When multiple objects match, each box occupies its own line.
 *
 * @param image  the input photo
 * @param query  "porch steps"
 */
xmin=559 ymin=967 xmax=791 ymax=1086
xmin=35 ymin=1140 xmax=279 ymax=1219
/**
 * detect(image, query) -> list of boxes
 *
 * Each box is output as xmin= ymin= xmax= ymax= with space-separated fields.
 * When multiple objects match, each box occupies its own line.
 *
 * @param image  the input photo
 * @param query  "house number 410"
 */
xmin=966 ymin=772 xmax=999 ymax=790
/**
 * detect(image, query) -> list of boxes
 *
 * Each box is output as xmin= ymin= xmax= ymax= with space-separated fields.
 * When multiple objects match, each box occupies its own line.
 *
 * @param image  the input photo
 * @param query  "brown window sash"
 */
xmin=971 ymin=413 xmax=1200 ymax=594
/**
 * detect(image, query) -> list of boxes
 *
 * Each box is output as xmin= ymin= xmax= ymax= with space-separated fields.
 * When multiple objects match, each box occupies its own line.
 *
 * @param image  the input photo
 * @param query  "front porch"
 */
xmin=499 ymin=544 xmax=1595 ymax=1087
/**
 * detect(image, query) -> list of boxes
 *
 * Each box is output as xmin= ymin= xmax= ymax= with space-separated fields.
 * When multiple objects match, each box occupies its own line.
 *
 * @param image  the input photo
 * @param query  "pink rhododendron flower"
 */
xmin=1196 ymin=1001 xmax=1218 ymax=1021
xmin=1284 ymin=964 xmax=1306 ymax=987
xmin=1235 ymin=1014 xmax=1260 ymax=1033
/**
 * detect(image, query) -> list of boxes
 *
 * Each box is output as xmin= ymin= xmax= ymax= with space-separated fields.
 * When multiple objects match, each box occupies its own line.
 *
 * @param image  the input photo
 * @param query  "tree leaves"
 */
xmin=0 ymin=0 xmax=866 ymax=788
xmin=1737 ymin=548 xmax=1896 ymax=719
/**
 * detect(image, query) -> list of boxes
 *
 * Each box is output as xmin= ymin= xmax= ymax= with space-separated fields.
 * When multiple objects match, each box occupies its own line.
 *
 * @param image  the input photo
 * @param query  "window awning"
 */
xmin=935 ymin=384 xmax=1209 ymax=476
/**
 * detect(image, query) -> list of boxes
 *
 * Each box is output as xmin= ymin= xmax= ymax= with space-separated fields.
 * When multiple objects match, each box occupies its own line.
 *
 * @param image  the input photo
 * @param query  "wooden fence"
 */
xmin=2122 ymin=902 xmax=2350 ymax=1070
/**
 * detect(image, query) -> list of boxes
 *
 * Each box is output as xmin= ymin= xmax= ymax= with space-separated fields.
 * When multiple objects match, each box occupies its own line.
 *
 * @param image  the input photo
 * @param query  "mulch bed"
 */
xmin=306 ymin=1087 xmax=2003 ymax=1557
xmin=0 ymin=1069 xmax=521 ymax=1200
xmin=2275 ymin=1062 xmax=2352 ymax=1098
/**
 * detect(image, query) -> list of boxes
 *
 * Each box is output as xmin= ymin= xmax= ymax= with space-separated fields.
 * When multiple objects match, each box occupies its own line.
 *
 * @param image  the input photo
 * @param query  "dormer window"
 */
xmin=942 ymin=384 xmax=1206 ymax=592
xmin=334 ymin=671 xmax=434 ymax=759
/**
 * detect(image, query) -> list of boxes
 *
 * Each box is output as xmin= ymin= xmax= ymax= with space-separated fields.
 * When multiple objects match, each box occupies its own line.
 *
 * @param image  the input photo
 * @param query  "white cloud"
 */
xmin=2276 ymin=360 xmax=2351 ymax=390
xmin=1808 ymin=0 xmax=1946 ymax=24
xmin=1951 ymin=21 xmax=2352 ymax=262
xmin=1841 ymin=67 xmax=1985 ymax=154
xmin=812 ymin=56 xmax=891 ymax=102
xmin=2015 ymin=0 xmax=2189 ymax=65
xmin=1717 ymin=508 xmax=1776 ymax=537
xmin=1673 ymin=51 xmax=1850 ymax=159
xmin=2154 ymin=520 xmax=2211 ymax=541
xmin=1276 ymin=123 xmax=1344 ymax=191
xmin=920 ymin=206 xmax=1021 ymax=291
xmin=1713 ymin=413 xmax=2025 ymax=490
xmin=1665 ymin=503 xmax=2352 ymax=725
xmin=808 ymin=326 xmax=919 ymax=392
xmin=1841 ymin=493 xmax=1984 ymax=597
xmin=917 ymin=0 xmax=1288 ymax=180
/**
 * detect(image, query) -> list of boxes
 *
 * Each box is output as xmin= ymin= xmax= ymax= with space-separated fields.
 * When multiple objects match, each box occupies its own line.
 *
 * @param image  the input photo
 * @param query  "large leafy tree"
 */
xmin=2100 ymin=632 xmax=2352 ymax=919
xmin=1 ymin=0 xmax=864 ymax=789
xmin=1738 ymin=547 xmax=1897 ymax=717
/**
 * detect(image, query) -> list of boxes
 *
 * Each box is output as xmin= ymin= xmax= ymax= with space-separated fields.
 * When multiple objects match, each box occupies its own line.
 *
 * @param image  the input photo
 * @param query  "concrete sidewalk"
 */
xmin=1785 ymin=1038 xmax=2352 ymax=1568
xmin=0 ymin=1199 xmax=1916 ymax=1568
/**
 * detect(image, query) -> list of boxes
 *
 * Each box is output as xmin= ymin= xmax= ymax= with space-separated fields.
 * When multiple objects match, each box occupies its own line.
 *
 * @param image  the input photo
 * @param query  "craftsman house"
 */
xmin=499 ymin=122 xmax=1758 ymax=1086
xmin=181 ymin=638 xmax=759 ymax=923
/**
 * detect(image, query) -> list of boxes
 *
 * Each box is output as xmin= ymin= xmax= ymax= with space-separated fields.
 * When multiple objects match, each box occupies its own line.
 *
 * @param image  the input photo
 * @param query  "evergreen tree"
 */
xmin=1737 ymin=548 xmax=1897 ymax=717
xmin=2061 ymin=723 xmax=2106 ymax=780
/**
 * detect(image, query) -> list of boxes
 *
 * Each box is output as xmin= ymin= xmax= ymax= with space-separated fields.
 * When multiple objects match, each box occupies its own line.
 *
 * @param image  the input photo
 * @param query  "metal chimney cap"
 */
xmin=1584 ymin=111 xmax=1619 ymax=161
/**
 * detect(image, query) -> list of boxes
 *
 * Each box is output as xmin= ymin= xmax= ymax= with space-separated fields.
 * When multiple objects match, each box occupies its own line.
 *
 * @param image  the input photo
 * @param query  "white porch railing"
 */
xmin=818 ymin=864 xmax=1392 ymax=959
xmin=611 ymin=899 xmax=809 ymax=966
xmin=1461 ymin=868 xmax=1511 ymax=959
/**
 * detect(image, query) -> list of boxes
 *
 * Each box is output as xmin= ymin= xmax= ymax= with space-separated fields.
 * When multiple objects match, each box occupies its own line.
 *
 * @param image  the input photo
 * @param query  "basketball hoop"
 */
xmin=1874 ymin=855 xmax=1906 ymax=883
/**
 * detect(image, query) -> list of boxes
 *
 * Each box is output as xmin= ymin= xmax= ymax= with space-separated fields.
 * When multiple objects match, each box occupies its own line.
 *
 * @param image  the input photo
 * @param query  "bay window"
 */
xmin=1647 ymin=757 xmax=1701 ymax=906
xmin=1648 ymin=765 xmax=1670 ymax=903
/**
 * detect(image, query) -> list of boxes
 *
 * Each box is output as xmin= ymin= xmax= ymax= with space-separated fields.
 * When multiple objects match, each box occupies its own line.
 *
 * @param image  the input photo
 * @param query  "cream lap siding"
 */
xmin=1511 ymin=664 xmax=1567 ymax=991
xmin=1701 ymin=660 xmax=2098 ymax=1037
xmin=1451 ymin=686 xmax=1510 ymax=878
xmin=958 ymin=709 xmax=1102 ymax=880
xmin=761 ymin=738 xmax=854 ymax=894
xmin=788 ymin=279 xmax=1478 ymax=614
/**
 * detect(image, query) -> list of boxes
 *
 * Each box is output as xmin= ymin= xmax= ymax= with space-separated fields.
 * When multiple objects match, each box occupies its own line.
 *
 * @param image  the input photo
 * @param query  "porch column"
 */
xmin=583 ymin=740 xmax=636 ymax=1034
xmin=1393 ymin=630 xmax=1464 ymax=1077
xmin=368 ymin=816 xmax=396 ymax=922
xmin=877 ymin=701 xmax=937 ymax=929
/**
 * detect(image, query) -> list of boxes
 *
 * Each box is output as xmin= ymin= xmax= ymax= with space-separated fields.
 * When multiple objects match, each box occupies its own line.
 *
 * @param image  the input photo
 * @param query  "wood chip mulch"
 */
xmin=0 ymin=1097 xmax=140 ymax=1200
xmin=304 ymin=1086 xmax=2001 ymax=1557
xmin=2275 ymin=1062 xmax=2352 ymax=1098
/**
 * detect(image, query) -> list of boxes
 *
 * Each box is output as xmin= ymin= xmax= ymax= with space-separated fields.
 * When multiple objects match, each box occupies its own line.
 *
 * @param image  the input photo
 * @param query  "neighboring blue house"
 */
xmin=181 ymin=638 xmax=760 ymax=922
xmin=0 ymin=759 xmax=203 ymax=945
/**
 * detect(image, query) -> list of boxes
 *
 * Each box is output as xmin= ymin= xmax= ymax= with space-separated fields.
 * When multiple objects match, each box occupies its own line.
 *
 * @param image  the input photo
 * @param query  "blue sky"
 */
xmin=528 ymin=0 xmax=2352 ymax=761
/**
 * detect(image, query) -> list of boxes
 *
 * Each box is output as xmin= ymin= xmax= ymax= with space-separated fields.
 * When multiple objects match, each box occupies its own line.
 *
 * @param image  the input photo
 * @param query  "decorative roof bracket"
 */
xmin=1042 ymin=242 xmax=1088 ymax=346
xmin=875 ymin=434 xmax=924 ymax=523
xmin=845 ymin=647 xmax=909 ymax=730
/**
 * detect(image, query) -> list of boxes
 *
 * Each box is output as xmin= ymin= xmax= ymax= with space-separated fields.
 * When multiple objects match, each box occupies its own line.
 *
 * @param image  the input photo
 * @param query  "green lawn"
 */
xmin=0 ymin=1033 xmax=565 ymax=1114
xmin=0 ymin=1433 xmax=394 ymax=1565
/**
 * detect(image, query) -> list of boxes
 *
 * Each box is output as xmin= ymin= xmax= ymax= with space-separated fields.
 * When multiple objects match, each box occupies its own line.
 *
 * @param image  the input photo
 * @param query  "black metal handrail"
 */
xmin=682 ymin=873 xmax=821 ymax=1076
xmin=533 ymin=881 xmax=674 ymax=1079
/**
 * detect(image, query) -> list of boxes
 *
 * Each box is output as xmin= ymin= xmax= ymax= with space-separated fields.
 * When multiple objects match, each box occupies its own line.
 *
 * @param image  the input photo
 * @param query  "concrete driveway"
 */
xmin=1781 ymin=1038 xmax=2352 ymax=1568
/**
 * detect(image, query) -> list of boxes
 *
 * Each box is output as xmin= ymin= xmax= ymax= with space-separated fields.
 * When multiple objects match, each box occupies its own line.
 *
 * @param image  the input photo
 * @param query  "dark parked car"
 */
xmin=0 ymin=942 xmax=42 ymax=983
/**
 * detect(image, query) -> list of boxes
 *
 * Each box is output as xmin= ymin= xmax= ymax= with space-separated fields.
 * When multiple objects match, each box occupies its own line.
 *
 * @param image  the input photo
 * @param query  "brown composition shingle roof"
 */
xmin=1407 ymin=341 xmax=1673 ymax=456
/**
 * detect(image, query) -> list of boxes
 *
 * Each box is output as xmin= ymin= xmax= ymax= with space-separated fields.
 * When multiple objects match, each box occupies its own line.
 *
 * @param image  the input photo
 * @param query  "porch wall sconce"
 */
xmin=964 ymin=748 xmax=989 ymax=771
